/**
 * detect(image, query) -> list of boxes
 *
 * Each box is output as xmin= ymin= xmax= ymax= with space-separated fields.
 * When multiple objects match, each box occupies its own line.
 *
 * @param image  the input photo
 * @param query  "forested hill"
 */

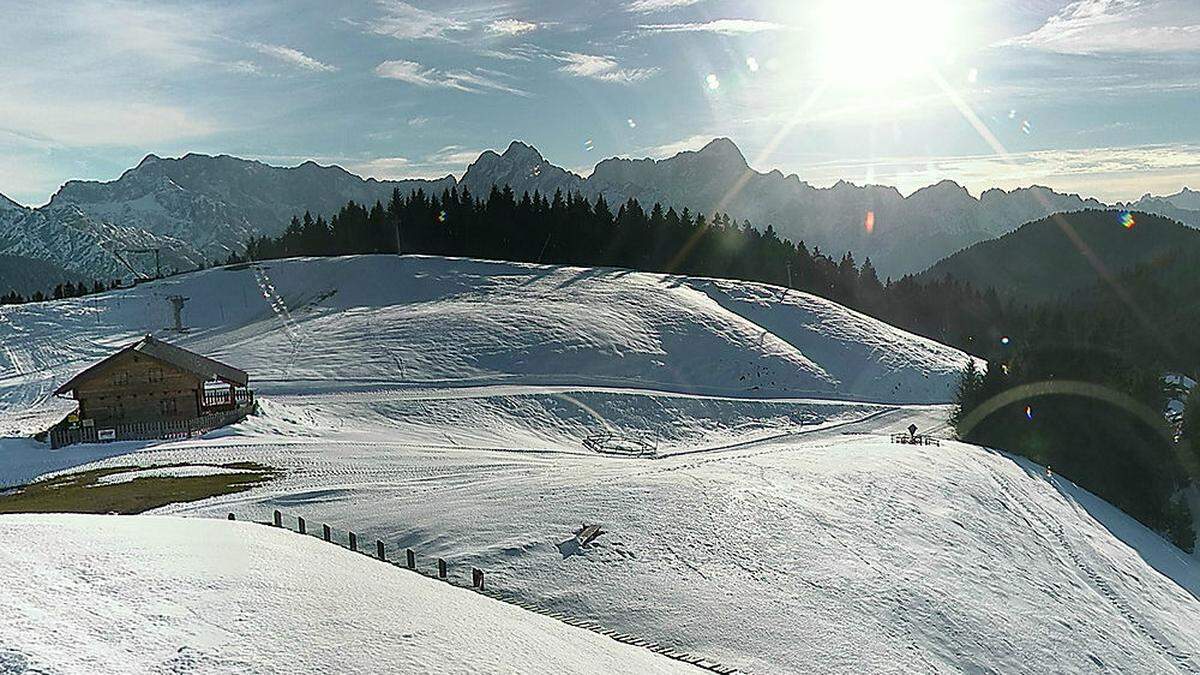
xmin=917 ymin=209 xmax=1200 ymax=302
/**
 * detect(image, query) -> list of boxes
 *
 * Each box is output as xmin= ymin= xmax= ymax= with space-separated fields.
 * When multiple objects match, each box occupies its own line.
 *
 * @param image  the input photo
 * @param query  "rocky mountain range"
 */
xmin=0 ymin=155 xmax=454 ymax=285
xmin=2 ymin=138 xmax=1197 ymax=291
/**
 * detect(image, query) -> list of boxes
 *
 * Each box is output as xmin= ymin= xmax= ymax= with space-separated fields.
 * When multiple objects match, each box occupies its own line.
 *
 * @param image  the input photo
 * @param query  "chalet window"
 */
xmin=148 ymin=367 xmax=163 ymax=383
xmin=114 ymin=371 xmax=130 ymax=385
xmin=160 ymin=398 xmax=178 ymax=415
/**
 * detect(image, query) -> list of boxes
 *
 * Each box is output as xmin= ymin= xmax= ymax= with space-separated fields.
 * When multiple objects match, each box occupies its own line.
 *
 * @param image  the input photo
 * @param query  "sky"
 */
xmin=1 ymin=0 xmax=1199 ymax=206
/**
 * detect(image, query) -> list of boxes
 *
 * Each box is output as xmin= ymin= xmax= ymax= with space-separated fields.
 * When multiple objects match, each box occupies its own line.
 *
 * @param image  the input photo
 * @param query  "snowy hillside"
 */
xmin=0 ymin=255 xmax=972 ymax=441
xmin=0 ymin=514 xmax=694 ymax=674
xmin=1 ymin=255 xmax=1198 ymax=673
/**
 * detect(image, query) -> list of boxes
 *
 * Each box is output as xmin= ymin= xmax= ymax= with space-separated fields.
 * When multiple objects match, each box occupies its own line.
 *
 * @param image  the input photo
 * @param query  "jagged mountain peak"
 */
xmin=0 ymin=191 xmax=25 ymax=212
xmin=693 ymin=137 xmax=749 ymax=167
xmin=909 ymin=178 xmax=973 ymax=201
xmin=502 ymin=140 xmax=545 ymax=163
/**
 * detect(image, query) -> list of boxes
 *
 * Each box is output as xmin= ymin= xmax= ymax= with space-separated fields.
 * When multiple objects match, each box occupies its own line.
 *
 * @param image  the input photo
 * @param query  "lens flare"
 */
xmin=864 ymin=210 xmax=875 ymax=234
xmin=1120 ymin=211 xmax=1135 ymax=229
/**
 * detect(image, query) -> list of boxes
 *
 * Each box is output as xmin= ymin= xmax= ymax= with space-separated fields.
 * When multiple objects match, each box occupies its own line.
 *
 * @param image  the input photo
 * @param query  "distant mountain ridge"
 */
xmin=0 ymin=154 xmax=454 ymax=285
xmin=457 ymin=139 xmax=1125 ymax=277
xmin=2 ymin=138 xmax=1197 ymax=291
xmin=917 ymin=209 xmax=1200 ymax=301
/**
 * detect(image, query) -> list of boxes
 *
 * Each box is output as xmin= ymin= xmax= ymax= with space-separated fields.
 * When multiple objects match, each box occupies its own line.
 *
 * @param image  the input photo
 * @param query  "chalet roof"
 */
xmin=54 ymin=335 xmax=249 ymax=395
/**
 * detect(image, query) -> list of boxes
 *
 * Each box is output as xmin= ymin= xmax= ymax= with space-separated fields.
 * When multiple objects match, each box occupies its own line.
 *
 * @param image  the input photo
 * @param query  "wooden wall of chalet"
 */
xmin=73 ymin=351 xmax=203 ymax=424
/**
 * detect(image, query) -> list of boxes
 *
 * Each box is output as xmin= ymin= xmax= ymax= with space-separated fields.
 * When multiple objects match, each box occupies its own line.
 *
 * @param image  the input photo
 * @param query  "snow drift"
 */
xmin=0 ymin=513 xmax=694 ymax=674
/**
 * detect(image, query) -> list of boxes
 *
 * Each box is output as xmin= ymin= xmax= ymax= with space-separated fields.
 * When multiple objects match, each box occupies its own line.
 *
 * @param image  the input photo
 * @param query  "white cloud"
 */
xmin=638 ymin=19 xmax=787 ymax=35
xmin=225 ymin=60 xmax=263 ymax=76
xmin=626 ymin=0 xmax=706 ymax=12
xmin=487 ymin=18 xmax=539 ymax=36
xmin=0 ymin=98 xmax=216 ymax=147
xmin=249 ymin=43 xmax=337 ymax=73
xmin=639 ymin=134 xmax=717 ymax=158
xmin=367 ymin=0 xmax=469 ymax=40
xmin=374 ymin=60 xmax=530 ymax=96
xmin=555 ymin=52 xmax=659 ymax=83
xmin=1002 ymin=0 xmax=1200 ymax=54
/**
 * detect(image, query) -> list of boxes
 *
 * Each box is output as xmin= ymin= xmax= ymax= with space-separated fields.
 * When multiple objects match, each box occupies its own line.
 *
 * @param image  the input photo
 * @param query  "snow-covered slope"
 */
xmin=0 ymin=514 xmax=694 ymax=674
xmin=2 ymin=255 xmax=1198 ymax=673
xmin=0 ymin=255 xmax=972 ymax=440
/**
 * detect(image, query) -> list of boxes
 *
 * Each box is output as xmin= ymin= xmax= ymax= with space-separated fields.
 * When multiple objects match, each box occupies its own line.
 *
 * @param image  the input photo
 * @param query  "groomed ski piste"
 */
xmin=1 ymin=255 xmax=1198 ymax=673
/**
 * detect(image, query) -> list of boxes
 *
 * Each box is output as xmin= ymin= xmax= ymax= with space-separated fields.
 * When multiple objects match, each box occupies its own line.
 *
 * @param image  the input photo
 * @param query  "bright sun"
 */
xmin=814 ymin=0 xmax=959 ymax=86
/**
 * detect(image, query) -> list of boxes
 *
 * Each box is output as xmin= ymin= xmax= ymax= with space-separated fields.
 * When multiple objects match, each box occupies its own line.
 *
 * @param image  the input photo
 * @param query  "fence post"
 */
xmin=298 ymin=517 xmax=306 ymax=534
xmin=349 ymin=532 xmax=357 ymax=552
xmin=323 ymin=524 xmax=331 ymax=542
xmin=472 ymin=568 xmax=484 ymax=589
xmin=377 ymin=540 xmax=386 ymax=560
xmin=227 ymin=513 xmax=235 ymax=520
xmin=438 ymin=558 xmax=447 ymax=579
xmin=406 ymin=549 xmax=415 ymax=569
xmin=273 ymin=510 xmax=282 ymax=527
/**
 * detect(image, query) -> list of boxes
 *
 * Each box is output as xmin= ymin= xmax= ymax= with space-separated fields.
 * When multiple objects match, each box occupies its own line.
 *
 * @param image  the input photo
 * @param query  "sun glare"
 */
xmin=815 ymin=0 xmax=959 ymax=87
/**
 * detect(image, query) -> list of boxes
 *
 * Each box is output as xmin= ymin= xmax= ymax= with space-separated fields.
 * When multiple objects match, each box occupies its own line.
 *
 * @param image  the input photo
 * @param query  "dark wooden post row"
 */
xmin=377 ymin=540 xmax=386 ymax=560
xmin=273 ymin=510 xmax=282 ymax=527
xmin=349 ymin=532 xmax=358 ymax=552
xmin=323 ymin=524 xmax=331 ymax=542
xmin=406 ymin=549 xmax=415 ymax=569
xmin=438 ymin=558 xmax=447 ymax=579
xmin=298 ymin=517 xmax=306 ymax=535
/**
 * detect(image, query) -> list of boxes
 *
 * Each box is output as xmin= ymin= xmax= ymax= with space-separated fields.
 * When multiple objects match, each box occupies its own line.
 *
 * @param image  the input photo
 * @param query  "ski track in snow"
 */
xmin=1 ymin=255 xmax=1198 ymax=673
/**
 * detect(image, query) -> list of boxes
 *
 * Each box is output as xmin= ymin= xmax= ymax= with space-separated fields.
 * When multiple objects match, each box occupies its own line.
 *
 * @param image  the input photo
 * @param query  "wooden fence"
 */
xmin=890 ymin=433 xmax=941 ymax=446
xmin=201 ymin=388 xmax=254 ymax=411
xmin=48 ymin=404 xmax=255 ymax=449
xmin=242 ymin=510 xmax=743 ymax=674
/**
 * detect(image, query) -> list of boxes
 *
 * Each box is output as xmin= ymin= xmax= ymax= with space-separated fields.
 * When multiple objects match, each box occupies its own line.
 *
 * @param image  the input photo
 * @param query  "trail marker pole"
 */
xmin=438 ymin=559 xmax=447 ymax=579
xmin=406 ymin=549 xmax=415 ymax=569
xmin=298 ymin=517 xmax=306 ymax=535
xmin=323 ymin=524 xmax=331 ymax=542
xmin=273 ymin=510 xmax=282 ymax=527
xmin=349 ymin=532 xmax=357 ymax=552
xmin=377 ymin=540 xmax=386 ymax=560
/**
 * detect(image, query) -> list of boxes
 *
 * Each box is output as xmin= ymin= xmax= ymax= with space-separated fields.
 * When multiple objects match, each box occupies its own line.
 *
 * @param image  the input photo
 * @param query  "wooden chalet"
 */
xmin=49 ymin=335 xmax=254 ymax=448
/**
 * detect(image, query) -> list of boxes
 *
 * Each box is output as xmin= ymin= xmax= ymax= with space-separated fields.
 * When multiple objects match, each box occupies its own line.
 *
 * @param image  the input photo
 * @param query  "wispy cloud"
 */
xmin=367 ymin=0 xmax=468 ymax=40
xmin=0 ymin=98 xmax=217 ymax=147
xmin=479 ymin=44 xmax=545 ymax=62
xmin=639 ymin=134 xmax=717 ymax=158
xmin=1002 ymin=0 xmax=1200 ymax=54
xmin=249 ymin=43 xmax=337 ymax=72
xmin=626 ymin=0 xmax=706 ymax=12
xmin=554 ymin=52 xmax=659 ymax=83
xmin=487 ymin=18 xmax=540 ymax=36
xmin=374 ymin=59 xmax=530 ymax=96
xmin=638 ymin=19 xmax=787 ymax=35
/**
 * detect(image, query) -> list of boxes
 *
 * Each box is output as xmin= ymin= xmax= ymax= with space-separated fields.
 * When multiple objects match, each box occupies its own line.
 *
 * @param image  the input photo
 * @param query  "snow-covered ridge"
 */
xmin=0 ymin=254 xmax=975 ymax=439
xmin=0 ymin=514 xmax=695 ymax=674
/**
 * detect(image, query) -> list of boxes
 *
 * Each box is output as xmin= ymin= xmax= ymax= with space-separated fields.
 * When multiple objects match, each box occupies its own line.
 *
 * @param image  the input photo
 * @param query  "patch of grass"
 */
xmin=0 ymin=462 xmax=276 ymax=515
